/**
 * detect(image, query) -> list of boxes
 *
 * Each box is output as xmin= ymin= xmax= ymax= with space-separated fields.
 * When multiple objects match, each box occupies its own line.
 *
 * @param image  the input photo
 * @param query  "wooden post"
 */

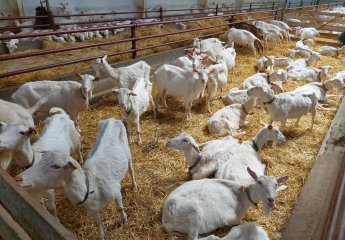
xmin=0 ymin=168 xmax=76 ymax=240
xmin=159 ymin=7 xmax=163 ymax=21
xmin=131 ymin=23 xmax=137 ymax=59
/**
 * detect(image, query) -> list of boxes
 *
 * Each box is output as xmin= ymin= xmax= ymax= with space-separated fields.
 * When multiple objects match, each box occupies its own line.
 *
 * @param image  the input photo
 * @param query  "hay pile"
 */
xmin=45 ymin=38 xmax=342 ymax=240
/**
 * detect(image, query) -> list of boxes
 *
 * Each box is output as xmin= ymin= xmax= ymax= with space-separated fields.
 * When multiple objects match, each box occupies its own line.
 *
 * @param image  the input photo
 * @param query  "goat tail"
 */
xmin=49 ymin=107 xmax=67 ymax=115
xmin=254 ymin=39 xmax=264 ymax=54
xmin=27 ymin=97 xmax=48 ymax=114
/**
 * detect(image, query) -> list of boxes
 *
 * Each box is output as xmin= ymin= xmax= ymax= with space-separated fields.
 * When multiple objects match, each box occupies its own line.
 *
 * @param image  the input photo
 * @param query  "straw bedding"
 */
xmin=3 ymin=16 xmax=345 ymax=240
xmin=54 ymin=39 xmax=342 ymax=240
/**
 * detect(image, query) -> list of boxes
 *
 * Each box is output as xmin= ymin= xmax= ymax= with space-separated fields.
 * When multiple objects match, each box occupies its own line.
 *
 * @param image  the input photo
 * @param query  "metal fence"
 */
xmin=0 ymin=1 xmax=342 ymax=79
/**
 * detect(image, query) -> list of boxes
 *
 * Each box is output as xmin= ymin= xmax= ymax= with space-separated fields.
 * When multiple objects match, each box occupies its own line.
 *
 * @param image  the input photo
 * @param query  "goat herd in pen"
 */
xmin=1 ymin=13 xmax=345 ymax=239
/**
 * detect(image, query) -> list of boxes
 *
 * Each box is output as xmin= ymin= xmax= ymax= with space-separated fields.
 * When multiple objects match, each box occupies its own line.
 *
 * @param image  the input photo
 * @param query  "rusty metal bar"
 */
xmin=0 ymin=15 xmax=272 ymax=63
xmin=0 ymin=15 xmax=48 ymax=21
xmin=322 ymin=155 xmax=345 ymax=240
xmin=0 ymin=24 xmax=51 ymax=31
xmin=0 ymin=37 xmax=135 ymax=62
xmin=0 ymin=8 xmax=281 ymax=41
xmin=0 ymin=49 xmax=135 ymax=79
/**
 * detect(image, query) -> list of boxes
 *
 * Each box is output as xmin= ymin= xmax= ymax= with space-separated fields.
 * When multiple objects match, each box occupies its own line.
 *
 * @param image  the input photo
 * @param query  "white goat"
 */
xmin=295 ymin=39 xmax=314 ymax=50
xmin=247 ymin=84 xmax=318 ymax=130
xmin=0 ymin=123 xmax=35 ymax=170
xmin=175 ymin=51 xmax=203 ymax=69
xmin=17 ymin=108 xmax=81 ymax=216
xmin=154 ymin=64 xmax=212 ymax=118
xmin=203 ymin=222 xmax=269 ymax=240
xmin=16 ymin=119 xmax=137 ymax=240
xmin=269 ymin=56 xmax=294 ymax=68
xmin=215 ymin=125 xmax=285 ymax=185
xmin=226 ymin=28 xmax=263 ymax=57
xmin=255 ymin=57 xmax=271 ymax=73
xmin=288 ymin=66 xmax=332 ymax=82
xmin=112 ymin=78 xmax=156 ymax=144
xmin=243 ymin=69 xmax=287 ymax=93
xmin=166 ymin=133 xmax=239 ymax=180
xmin=219 ymin=46 xmax=236 ymax=81
xmin=11 ymin=73 xmax=99 ymax=127
xmin=207 ymin=98 xmax=255 ymax=137
xmin=289 ymin=47 xmax=318 ymax=58
xmin=5 ymin=39 xmax=19 ymax=53
xmin=93 ymin=55 xmax=151 ymax=89
xmin=318 ymin=46 xmax=345 ymax=57
xmin=269 ymin=20 xmax=292 ymax=33
xmin=291 ymin=78 xmax=345 ymax=103
xmin=295 ymin=27 xmax=320 ymax=41
xmin=206 ymin=61 xmax=228 ymax=113
xmin=222 ymin=88 xmax=249 ymax=105
xmin=286 ymin=53 xmax=320 ymax=71
xmin=0 ymin=98 xmax=46 ymax=128
xmin=162 ymin=167 xmax=288 ymax=240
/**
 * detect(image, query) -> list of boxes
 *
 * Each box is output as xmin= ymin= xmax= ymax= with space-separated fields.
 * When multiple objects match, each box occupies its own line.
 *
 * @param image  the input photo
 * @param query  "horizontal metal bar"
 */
xmin=137 ymin=31 xmax=225 ymax=52
xmin=0 ymin=49 xmax=135 ymax=79
xmin=0 ymin=37 xmax=135 ymax=61
xmin=0 ymin=24 xmax=51 ymax=31
xmin=0 ymin=15 xmax=49 ymax=21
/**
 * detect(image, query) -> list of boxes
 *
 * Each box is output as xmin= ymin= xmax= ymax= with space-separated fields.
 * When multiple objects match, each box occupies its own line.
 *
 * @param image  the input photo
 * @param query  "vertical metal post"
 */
xmin=229 ymin=15 xmax=234 ymax=28
xmin=281 ymin=0 xmax=288 ymax=20
xmin=300 ymin=0 xmax=303 ymax=7
xmin=48 ymin=11 xmax=57 ymax=31
xmin=159 ymin=7 xmax=163 ymax=21
xmin=131 ymin=23 xmax=137 ymax=59
xmin=272 ymin=2 xmax=275 ymax=10
xmin=274 ymin=9 xmax=278 ymax=19
xmin=288 ymin=1 xmax=291 ymax=7
xmin=215 ymin=4 xmax=218 ymax=16
xmin=249 ymin=3 xmax=252 ymax=12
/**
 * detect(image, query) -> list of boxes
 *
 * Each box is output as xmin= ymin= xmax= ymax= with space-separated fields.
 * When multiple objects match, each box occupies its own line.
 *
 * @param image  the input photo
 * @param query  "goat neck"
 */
xmin=102 ymin=60 xmax=119 ymax=80
xmin=251 ymin=128 xmax=270 ymax=151
xmin=63 ymin=167 xmax=90 ymax=205
xmin=244 ymin=183 xmax=261 ymax=208
xmin=184 ymin=147 xmax=201 ymax=168
xmin=14 ymin=139 xmax=34 ymax=169
xmin=242 ymin=98 xmax=255 ymax=114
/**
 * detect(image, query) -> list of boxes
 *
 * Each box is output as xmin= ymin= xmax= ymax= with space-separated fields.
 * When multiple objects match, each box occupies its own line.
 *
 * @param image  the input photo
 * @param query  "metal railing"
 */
xmin=0 ymin=1 xmax=342 ymax=80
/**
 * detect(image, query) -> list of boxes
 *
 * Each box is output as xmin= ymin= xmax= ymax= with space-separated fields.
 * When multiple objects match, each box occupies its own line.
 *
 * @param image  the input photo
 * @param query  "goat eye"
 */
xmin=182 ymin=139 xmax=188 ymax=142
xmin=258 ymin=181 xmax=262 ymax=185
xmin=51 ymin=164 xmax=61 ymax=169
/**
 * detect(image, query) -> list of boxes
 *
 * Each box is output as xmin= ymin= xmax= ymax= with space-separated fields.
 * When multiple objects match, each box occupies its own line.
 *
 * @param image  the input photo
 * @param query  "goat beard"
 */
xmin=85 ymin=92 xmax=89 ymax=108
xmin=263 ymin=203 xmax=273 ymax=217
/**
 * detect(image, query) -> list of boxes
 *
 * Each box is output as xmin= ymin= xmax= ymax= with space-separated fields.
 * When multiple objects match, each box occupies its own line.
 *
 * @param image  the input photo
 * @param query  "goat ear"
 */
xmin=277 ymin=176 xmax=288 ymax=184
xmin=65 ymin=160 xmax=79 ymax=170
xmin=74 ymin=72 xmax=82 ymax=80
xmin=112 ymin=89 xmax=119 ymax=94
xmin=129 ymin=91 xmax=137 ymax=96
xmin=191 ymin=142 xmax=200 ymax=152
xmin=193 ymin=68 xmax=199 ymax=73
xmin=247 ymin=167 xmax=258 ymax=181
xmin=20 ymin=127 xmax=35 ymax=136
xmin=268 ymin=125 xmax=273 ymax=130
xmin=209 ymin=68 xmax=216 ymax=73
xmin=102 ymin=55 xmax=107 ymax=63
xmin=94 ymin=76 xmax=100 ymax=81
xmin=0 ymin=122 xmax=6 ymax=128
